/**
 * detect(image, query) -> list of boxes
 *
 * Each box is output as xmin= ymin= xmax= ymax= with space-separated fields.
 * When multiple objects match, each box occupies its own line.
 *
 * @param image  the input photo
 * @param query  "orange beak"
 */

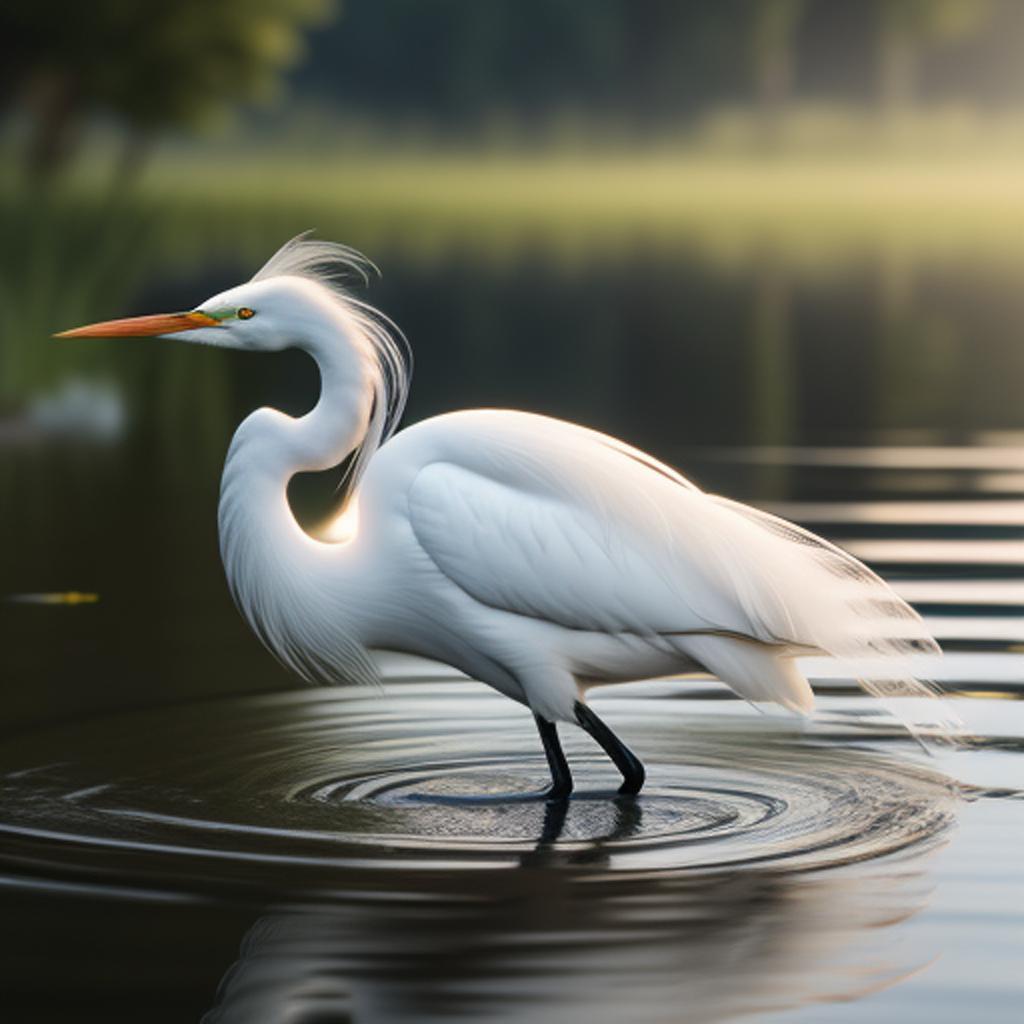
xmin=54 ymin=310 xmax=221 ymax=338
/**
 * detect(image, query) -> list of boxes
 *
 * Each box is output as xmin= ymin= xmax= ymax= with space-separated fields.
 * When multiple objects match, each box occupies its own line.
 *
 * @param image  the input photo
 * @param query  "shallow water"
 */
xmin=2 ymin=239 xmax=1024 ymax=1020
xmin=0 ymin=674 xmax=1019 ymax=1023
xmin=3 ymin=472 xmax=1022 ymax=1023
xmin=0 ymin=684 xmax=959 ymax=880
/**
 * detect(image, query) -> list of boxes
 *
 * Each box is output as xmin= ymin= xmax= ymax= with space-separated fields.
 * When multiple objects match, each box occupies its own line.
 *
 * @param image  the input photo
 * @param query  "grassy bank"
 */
xmin=6 ymin=147 xmax=1024 ymax=266
xmin=124 ymin=149 xmax=1024 ymax=268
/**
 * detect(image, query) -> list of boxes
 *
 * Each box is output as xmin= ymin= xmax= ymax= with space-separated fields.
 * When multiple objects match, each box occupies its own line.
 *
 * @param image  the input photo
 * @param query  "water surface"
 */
xmin=1 ymin=224 xmax=1022 ymax=1021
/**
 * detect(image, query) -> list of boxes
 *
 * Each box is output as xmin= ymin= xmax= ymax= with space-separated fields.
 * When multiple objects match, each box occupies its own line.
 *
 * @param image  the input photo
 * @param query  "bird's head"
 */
xmin=54 ymin=235 xmax=411 ymax=456
xmin=55 ymin=274 xmax=338 ymax=353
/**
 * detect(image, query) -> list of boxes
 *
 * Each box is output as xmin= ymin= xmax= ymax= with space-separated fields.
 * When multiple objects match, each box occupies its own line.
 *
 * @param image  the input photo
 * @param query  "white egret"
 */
xmin=57 ymin=237 xmax=940 ymax=799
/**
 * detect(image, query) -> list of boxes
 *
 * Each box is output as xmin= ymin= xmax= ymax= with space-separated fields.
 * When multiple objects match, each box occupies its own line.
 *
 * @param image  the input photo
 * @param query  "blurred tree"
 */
xmin=1 ymin=0 xmax=334 ymax=180
xmin=749 ymin=0 xmax=805 ymax=139
xmin=294 ymin=0 xmax=754 ymax=138
xmin=875 ymin=0 xmax=993 ymax=116
xmin=289 ymin=0 xmax=1024 ymax=134
xmin=6 ymin=0 xmax=1018 ymax=166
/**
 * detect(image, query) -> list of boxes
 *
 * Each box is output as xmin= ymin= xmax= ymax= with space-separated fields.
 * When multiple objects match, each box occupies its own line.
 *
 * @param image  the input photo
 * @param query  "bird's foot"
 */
xmin=542 ymin=781 xmax=573 ymax=803
xmin=615 ymin=749 xmax=646 ymax=795
xmin=616 ymin=769 xmax=645 ymax=797
xmin=575 ymin=700 xmax=647 ymax=797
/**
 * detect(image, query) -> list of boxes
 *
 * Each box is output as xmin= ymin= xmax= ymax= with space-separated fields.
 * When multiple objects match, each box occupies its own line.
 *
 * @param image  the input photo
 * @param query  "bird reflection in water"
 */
xmin=203 ymin=797 xmax=932 ymax=1024
xmin=525 ymin=791 xmax=642 ymax=858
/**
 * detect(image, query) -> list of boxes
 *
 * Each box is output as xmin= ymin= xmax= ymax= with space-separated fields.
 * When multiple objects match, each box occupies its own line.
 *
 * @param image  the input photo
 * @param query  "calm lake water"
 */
xmin=1 ymin=210 xmax=1022 ymax=1022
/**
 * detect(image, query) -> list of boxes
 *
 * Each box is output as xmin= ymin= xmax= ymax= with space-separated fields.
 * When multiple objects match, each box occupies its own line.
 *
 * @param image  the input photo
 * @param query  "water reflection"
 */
xmin=0 ymin=686 xmax=958 ymax=885
xmin=202 ymin=843 xmax=933 ymax=1024
xmin=0 ymin=682 xmax=961 ymax=1022
xmin=0 ymin=379 xmax=125 ymax=446
xmin=3 ymin=201 xmax=1024 ymax=1021
xmin=4 ymin=591 xmax=99 ymax=605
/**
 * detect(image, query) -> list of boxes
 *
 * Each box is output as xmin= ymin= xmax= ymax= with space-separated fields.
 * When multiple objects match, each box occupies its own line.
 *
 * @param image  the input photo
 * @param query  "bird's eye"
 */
xmin=237 ymin=307 xmax=255 ymax=320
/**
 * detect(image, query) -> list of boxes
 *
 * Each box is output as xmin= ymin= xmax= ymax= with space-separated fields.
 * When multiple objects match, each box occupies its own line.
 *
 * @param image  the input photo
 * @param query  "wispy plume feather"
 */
xmin=253 ymin=232 xmax=412 ymax=511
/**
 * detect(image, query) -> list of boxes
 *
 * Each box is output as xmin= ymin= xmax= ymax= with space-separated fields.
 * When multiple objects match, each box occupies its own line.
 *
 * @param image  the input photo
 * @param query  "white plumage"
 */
xmin=58 ymin=236 xmax=943 ymax=797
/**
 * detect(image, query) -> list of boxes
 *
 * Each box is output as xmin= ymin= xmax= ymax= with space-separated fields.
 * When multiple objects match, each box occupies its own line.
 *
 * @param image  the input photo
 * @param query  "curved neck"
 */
xmin=219 ymin=311 xmax=376 ymax=556
xmin=282 ymin=328 xmax=374 ymax=476
xmin=210 ymin=272 xmax=412 ymax=689
xmin=216 ymin=318 xmax=382 ymax=687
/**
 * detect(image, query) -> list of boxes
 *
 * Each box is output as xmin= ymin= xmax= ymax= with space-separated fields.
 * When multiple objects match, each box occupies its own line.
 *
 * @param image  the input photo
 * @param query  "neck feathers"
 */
xmin=323 ymin=297 xmax=410 ymax=514
xmin=218 ymin=460 xmax=381 ymax=688
xmin=216 ymin=266 xmax=409 ymax=690
xmin=249 ymin=236 xmax=411 ymax=513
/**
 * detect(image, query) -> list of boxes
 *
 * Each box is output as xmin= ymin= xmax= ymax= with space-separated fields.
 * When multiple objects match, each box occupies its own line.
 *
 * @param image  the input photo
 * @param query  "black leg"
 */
xmin=574 ymin=701 xmax=646 ymax=795
xmin=535 ymin=713 xmax=573 ymax=801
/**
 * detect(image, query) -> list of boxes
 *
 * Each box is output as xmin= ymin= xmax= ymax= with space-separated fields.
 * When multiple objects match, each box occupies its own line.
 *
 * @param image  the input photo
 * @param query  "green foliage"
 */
xmin=874 ymin=0 xmax=994 ymax=115
xmin=878 ymin=0 xmax=993 ymax=42
xmin=0 ymin=0 xmax=1013 ymax=171
xmin=293 ymin=0 xmax=756 ymax=129
xmin=2 ymin=0 xmax=334 ymax=173
xmin=751 ymin=0 xmax=806 ymax=53
xmin=291 ymin=0 xmax=1011 ymax=135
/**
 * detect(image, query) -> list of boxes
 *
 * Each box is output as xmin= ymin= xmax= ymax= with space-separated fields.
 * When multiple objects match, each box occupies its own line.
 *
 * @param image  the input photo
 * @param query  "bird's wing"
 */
xmin=405 ymin=413 xmax=935 ymax=659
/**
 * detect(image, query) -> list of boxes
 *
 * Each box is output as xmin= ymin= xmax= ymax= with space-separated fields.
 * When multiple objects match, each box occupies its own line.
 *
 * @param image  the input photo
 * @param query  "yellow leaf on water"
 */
xmin=5 ymin=592 xmax=100 ymax=606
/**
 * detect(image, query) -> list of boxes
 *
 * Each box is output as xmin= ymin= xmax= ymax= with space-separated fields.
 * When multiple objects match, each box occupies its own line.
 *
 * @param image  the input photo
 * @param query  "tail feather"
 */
xmin=680 ymin=635 xmax=815 ymax=715
xmin=693 ymin=497 xmax=960 ymax=742
xmin=707 ymin=495 xmax=939 ymax=659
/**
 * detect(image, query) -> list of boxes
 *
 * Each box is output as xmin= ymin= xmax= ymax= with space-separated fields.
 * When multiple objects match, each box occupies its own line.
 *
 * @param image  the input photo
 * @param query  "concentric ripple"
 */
xmin=0 ymin=682 xmax=958 ymax=898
